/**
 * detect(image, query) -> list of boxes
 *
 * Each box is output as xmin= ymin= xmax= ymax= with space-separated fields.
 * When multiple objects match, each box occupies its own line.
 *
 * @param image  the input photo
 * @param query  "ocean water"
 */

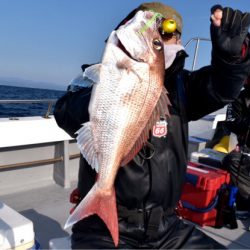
xmin=0 ymin=85 xmax=66 ymax=118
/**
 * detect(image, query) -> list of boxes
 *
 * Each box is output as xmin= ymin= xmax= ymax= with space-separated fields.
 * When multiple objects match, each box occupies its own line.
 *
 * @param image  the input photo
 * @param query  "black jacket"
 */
xmin=225 ymin=84 xmax=250 ymax=148
xmin=54 ymin=49 xmax=250 ymax=211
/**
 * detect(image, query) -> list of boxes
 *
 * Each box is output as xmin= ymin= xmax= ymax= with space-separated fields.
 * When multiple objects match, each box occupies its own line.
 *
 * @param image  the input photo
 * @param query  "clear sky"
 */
xmin=0 ymin=0 xmax=249 ymax=89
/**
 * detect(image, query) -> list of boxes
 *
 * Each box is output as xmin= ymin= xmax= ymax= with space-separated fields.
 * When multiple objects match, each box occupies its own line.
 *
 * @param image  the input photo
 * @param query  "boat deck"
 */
xmin=1 ymin=181 xmax=249 ymax=249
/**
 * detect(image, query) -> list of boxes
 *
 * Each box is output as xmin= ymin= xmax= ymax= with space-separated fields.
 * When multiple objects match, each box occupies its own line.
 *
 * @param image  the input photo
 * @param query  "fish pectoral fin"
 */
xmin=83 ymin=63 xmax=102 ymax=84
xmin=76 ymin=122 xmax=99 ymax=173
xmin=157 ymin=86 xmax=171 ymax=117
xmin=64 ymin=184 xmax=119 ymax=247
xmin=121 ymin=87 xmax=171 ymax=166
xmin=141 ymin=86 xmax=171 ymax=134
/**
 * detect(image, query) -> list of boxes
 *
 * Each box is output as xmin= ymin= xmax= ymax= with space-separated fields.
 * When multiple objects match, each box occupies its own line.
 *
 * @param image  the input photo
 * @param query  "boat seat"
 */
xmin=49 ymin=236 xmax=71 ymax=250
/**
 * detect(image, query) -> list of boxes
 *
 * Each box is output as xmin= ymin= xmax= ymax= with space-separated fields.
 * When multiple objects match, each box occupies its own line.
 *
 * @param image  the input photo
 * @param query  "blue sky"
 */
xmin=0 ymin=0 xmax=249 ymax=89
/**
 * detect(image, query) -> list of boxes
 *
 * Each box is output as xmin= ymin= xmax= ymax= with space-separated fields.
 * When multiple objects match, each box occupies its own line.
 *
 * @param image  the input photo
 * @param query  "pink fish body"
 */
xmin=65 ymin=10 xmax=170 ymax=246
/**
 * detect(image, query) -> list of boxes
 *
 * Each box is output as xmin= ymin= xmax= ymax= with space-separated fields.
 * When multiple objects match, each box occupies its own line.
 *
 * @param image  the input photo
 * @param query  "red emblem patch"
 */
xmin=153 ymin=120 xmax=168 ymax=138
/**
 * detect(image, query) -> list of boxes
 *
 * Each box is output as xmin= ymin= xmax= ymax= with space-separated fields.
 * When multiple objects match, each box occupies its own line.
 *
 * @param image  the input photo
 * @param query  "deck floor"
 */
xmin=1 ymin=182 xmax=75 ymax=249
xmin=1 ymin=182 xmax=250 ymax=249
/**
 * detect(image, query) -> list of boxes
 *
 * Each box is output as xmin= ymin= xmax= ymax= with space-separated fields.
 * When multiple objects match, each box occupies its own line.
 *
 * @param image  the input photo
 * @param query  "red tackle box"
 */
xmin=177 ymin=162 xmax=230 ymax=227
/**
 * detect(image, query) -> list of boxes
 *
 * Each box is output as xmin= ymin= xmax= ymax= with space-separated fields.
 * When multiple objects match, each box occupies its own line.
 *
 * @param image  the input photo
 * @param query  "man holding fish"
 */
xmin=54 ymin=2 xmax=250 ymax=249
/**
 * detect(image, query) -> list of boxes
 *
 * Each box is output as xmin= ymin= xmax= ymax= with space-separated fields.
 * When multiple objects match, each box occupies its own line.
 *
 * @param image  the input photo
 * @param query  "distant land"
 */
xmin=0 ymin=76 xmax=67 ymax=91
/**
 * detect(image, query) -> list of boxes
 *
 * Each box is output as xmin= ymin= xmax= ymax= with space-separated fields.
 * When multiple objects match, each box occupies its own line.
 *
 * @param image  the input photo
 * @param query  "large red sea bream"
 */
xmin=65 ymin=10 xmax=170 ymax=246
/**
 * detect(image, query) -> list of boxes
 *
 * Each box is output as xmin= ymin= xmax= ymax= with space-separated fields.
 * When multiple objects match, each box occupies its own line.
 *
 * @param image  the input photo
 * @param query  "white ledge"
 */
xmin=0 ymin=116 xmax=73 ymax=148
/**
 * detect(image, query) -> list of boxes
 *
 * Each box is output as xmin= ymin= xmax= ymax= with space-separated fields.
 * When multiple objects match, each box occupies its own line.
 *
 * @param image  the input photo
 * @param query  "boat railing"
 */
xmin=184 ymin=37 xmax=211 ymax=71
xmin=0 ymin=99 xmax=57 ymax=118
xmin=0 ymin=99 xmax=79 ymax=189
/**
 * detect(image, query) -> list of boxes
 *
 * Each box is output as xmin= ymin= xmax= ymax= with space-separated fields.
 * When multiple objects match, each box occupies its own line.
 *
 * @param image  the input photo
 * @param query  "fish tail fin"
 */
xmin=64 ymin=184 xmax=119 ymax=247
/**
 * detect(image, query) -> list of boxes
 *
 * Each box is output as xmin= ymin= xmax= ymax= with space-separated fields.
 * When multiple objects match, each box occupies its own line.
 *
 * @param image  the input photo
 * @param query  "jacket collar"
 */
xmin=165 ymin=50 xmax=188 ymax=83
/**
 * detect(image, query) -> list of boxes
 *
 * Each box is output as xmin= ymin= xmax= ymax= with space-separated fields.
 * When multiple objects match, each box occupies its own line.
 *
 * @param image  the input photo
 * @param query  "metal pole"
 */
xmin=192 ymin=38 xmax=200 ymax=71
xmin=0 ymin=153 xmax=80 ymax=171
xmin=0 ymin=99 xmax=56 ymax=104
xmin=184 ymin=37 xmax=211 ymax=71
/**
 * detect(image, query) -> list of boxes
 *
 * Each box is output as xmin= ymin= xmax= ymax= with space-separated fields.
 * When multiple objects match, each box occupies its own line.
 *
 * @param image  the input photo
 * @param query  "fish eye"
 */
xmin=152 ymin=39 xmax=162 ymax=51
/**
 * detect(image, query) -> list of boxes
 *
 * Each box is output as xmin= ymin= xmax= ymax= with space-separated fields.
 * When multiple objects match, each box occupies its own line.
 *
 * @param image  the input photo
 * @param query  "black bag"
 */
xmin=53 ymin=87 xmax=92 ymax=138
xmin=223 ymin=150 xmax=250 ymax=200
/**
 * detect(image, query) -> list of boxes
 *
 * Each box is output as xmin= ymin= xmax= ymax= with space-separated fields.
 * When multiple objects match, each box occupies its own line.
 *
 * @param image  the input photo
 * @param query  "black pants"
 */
xmin=71 ymin=213 xmax=226 ymax=249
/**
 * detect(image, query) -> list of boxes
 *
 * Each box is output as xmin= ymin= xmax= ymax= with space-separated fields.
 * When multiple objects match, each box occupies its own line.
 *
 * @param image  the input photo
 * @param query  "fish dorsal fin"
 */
xmin=76 ymin=122 xmax=99 ymax=173
xmin=83 ymin=64 xmax=101 ymax=84
xmin=121 ymin=87 xmax=171 ymax=166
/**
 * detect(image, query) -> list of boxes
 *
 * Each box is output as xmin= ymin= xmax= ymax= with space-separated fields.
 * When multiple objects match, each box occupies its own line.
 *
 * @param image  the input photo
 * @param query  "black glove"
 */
xmin=210 ymin=5 xmax=250 ymax=62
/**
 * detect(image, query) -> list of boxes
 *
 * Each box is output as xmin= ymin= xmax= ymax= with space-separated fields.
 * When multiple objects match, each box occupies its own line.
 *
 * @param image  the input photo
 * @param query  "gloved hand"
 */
xmin=70 ymin=188 xmax=81 ymax=204
xmin=69 ymin=188 xmax=82 ymax=214
xmin=210 ymin=5 xmax=250 ymax=62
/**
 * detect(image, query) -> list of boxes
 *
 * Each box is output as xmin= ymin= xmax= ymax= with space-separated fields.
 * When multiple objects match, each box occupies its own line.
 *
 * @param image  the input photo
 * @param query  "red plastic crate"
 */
xmin=177 ymin=162 xmax=230 ymax=226
xmin=178 ymin=206 xmax=218 ymax=227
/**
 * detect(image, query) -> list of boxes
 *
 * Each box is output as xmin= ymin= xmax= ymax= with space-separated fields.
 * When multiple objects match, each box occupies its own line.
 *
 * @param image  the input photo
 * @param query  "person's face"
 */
xmin=162 ymin=33 xmax=181 ymax=45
